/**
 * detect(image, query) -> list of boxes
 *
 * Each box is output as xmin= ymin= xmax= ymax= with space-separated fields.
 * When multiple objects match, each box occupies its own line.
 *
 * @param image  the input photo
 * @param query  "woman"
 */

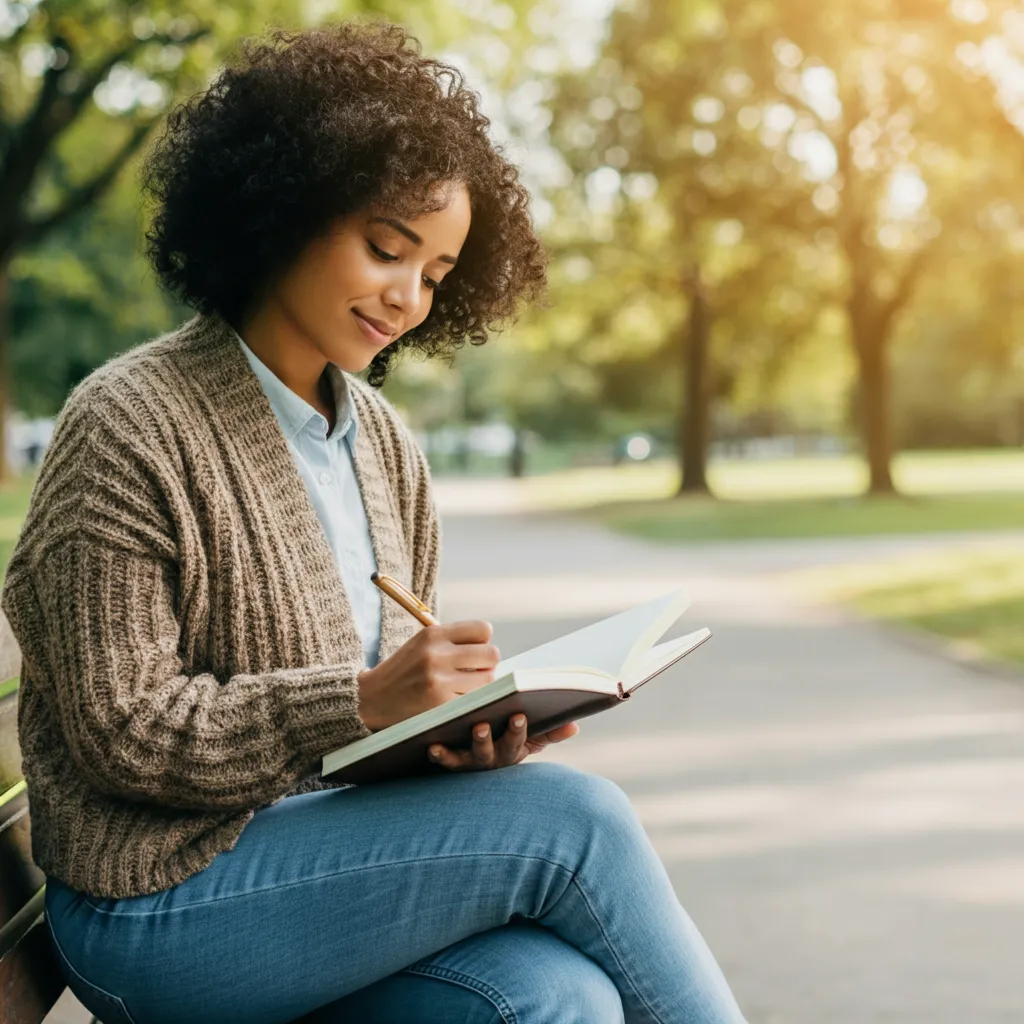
xmin=2 ymin=22 xmax=746 ymax=1024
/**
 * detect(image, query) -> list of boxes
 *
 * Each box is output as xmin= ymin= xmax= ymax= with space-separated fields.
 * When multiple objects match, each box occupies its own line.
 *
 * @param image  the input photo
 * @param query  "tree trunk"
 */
xmin=853 ymin=326 xmax=895 ymax=495
xmin=676 ymin=266 xmax=712 ymax=496
xmin=508 ymin=428 xmax=527 ymax=478
xmin=0 ymin=265 xmax=9 ymax=482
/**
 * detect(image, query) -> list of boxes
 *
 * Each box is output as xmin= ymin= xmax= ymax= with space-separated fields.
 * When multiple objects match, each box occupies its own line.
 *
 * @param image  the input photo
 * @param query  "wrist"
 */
xmin=356 ymin=665 xmax=387 ymax=733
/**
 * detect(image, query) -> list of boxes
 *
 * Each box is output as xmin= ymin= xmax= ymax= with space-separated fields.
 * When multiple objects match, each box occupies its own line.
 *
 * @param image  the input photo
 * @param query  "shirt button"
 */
xmin=319 ymin=472 xmax=331 ymax=485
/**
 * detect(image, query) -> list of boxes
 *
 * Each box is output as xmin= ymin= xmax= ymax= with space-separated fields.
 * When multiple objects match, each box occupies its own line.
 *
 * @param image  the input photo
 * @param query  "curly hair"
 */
xmin=141 ymin=21 xmax=546 ymax=385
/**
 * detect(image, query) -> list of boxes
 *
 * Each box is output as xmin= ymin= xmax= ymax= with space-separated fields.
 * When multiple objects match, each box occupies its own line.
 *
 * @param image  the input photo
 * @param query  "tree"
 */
xmin=728 ymin=0 xmax=1024 ymax=491
xmin=549 ymin=0 xmax=1024 ymax=495
xmin=546 ymin=2 xmax=816 ymax=495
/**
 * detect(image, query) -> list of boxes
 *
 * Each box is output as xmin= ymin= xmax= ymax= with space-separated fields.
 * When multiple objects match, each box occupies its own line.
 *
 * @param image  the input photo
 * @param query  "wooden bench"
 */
xmin=0 ymin=673 xmax=98 ymax=1024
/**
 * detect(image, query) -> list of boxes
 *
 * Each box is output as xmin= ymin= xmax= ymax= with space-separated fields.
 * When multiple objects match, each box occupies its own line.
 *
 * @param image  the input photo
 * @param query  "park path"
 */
xmin=43 ymin=493 xmax=1024 ymax=1023
xmin=434 ymin=487 xmax=1024 ymax=1024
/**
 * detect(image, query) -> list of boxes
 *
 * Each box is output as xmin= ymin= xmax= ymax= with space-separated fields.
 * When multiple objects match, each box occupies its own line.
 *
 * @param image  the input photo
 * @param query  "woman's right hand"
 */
xmin=356 ymin=620 xmax=500 ymax=732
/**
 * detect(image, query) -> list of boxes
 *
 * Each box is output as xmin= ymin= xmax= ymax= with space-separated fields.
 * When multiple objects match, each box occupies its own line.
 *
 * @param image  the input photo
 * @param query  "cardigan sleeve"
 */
xmin=1 ymin=407 xmax=372 ymax=813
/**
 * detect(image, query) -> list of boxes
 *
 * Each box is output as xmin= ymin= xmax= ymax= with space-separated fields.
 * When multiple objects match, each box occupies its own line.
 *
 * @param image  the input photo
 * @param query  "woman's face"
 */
xmin=268 ymin=182 xmax=472 ymax=373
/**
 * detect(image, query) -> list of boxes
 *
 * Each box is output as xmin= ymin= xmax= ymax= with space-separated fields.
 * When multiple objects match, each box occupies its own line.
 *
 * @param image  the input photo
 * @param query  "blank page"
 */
xmin=492 ymin=589 xmax=690 ymax=681
xmin=622 ymin=627 xmax=713 ymax=690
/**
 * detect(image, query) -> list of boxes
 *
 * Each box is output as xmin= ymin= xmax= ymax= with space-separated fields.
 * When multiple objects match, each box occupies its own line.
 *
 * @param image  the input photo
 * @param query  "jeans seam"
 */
xmin=45 ymin=911 xmax=137 ymax=1024
xmin=401 ymin=962 xmax=517 ymax=1023
xmin=80 ymin=851 xmax=579 ymax=918
xmin=567 ymin=874 xmax=666 ymax=1024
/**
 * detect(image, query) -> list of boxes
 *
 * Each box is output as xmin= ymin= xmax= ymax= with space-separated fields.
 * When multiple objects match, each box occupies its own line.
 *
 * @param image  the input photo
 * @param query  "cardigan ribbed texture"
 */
xmin=1 ymin=312 xmax=440 ymax=898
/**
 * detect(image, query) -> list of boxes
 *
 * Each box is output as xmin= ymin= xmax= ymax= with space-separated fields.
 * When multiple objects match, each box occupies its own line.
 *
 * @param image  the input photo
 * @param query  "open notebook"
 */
xmin=322 ymin=589 xmax=711 ymax=785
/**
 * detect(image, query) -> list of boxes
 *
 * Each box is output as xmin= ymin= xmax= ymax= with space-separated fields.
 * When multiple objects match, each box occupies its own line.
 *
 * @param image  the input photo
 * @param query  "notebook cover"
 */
xmin=324 ymin=687 xmax=626 ymax=786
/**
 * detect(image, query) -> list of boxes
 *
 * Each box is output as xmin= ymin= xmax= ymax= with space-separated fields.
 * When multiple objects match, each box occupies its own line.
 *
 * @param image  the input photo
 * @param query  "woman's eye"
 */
xmin=368 ymin=241 xmax=397 ymax=262
xmin=423 ymin=275 xmax=440 ymax=290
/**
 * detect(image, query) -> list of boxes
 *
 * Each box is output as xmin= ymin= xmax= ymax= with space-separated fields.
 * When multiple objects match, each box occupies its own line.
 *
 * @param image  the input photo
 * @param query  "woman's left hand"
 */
xmin=428 ymin=714 xmax=579 ymax=772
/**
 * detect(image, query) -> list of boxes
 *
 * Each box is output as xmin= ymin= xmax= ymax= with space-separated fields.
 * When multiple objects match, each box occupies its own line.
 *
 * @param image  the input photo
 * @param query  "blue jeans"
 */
xmin=45 ymin=761 xmax=745 ymax=1024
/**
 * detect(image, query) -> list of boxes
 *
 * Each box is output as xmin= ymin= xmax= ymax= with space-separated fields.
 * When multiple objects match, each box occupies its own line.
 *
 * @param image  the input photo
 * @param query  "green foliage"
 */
xmin=1 ymin=0 xmax=515 ymax=415
xmin=5 ymin=0 xmax=1024 ymax=460
xmin=532 ymin=0 xmax=1024 ymax=474
xmin=10 ymin=175 xmax=185 ymax=414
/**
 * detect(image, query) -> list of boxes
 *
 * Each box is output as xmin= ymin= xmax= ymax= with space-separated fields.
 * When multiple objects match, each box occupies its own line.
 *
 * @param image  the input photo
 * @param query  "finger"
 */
xmin=470 ymin=721 xmax=496 ymax=767
xmin=442 ymin=619 xmax=494 ymax=645
xmin=496 ymin=713 xmax=528 ymax=764
xmin=524 ymin=722 xmax=580 ymax=755
xmin=428 ymin=744 xmax=471 ymax=772
xmin=543 ymin=722 xmax=580 ymax=743
xmin=446 ymin=668 xmax=495 ymax=699
xmin=451 ymin=642 xmax=501 ymax=671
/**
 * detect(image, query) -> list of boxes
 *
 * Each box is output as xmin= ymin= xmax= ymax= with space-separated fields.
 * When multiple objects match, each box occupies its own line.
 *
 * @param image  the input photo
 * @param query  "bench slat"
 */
xmin=0 ymin=693 xmax=21 ymax=793
xmin=0 ymin=620 xmax=69 ymax=1024
xmin=0 ymin=891 xmax=64 ymax=1024
xmin=0 ymin=611 xmax=22 ymax=684
xmin=0 ymin=789 xmax=44 ymax=931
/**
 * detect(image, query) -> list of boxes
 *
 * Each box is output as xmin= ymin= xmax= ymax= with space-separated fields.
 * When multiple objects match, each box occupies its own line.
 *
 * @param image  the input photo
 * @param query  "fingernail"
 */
xmin=475 ymin=725 xmax=488 ymax=740
xmin=429 ymin=747 xmax=442 ymax=759
xmin=512 ymin=715 xmax=525 ymax=728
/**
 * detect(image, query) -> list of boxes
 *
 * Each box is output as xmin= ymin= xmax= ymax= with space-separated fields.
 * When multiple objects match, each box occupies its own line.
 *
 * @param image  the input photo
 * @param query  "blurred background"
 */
xmin=2 ymin=1 xmax=1024 ymax=1021
xmin=1 ymin=0 xmax=1023 ymax=657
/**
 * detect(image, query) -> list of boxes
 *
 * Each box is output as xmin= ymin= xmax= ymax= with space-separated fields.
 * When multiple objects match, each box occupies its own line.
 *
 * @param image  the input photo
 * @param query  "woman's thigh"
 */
xmin=308 ymin=921 xmax=624 ymax=1024
xmin=47 ymin=761 xmax=634 ymax=1023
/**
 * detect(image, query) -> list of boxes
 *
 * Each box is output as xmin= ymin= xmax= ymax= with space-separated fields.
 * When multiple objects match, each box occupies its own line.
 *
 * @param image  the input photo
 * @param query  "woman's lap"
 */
xmin=46 ymin=760 xmax=742 ymax=1024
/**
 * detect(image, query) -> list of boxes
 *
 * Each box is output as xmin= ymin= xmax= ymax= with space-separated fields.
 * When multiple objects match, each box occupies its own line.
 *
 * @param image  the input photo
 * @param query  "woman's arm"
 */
xmin=1 ymin=404 xmax=371 ymax=813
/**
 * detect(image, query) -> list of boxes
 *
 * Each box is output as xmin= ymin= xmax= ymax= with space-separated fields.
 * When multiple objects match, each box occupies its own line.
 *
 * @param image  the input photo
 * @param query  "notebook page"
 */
xmin=622 ymin=627 xmax=713 ymax=690
xmin=492 ymin=589 xmax=691 ymax=680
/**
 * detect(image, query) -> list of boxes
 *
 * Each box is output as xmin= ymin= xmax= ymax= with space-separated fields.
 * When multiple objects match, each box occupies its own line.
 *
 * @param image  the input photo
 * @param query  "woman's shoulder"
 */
xmin=60 ymin=315 xmax=219 ymax=424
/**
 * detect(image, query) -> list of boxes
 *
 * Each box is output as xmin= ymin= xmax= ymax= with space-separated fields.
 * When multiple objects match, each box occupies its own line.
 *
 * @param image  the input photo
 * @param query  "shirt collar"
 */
xmin=233 ymin=328 xmax=358 ymax=444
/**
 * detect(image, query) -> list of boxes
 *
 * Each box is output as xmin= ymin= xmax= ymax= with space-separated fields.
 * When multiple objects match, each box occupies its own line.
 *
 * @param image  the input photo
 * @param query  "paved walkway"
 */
xmin=435 ymin=502 xmax=1024 ymax=1024
xmin=41 ymin=497 xmax=1024 ymax=1022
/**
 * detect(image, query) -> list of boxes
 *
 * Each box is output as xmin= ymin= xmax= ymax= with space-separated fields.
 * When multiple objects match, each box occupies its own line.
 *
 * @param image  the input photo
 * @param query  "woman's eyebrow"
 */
xmin=372 ymin=217 xmax=458 ymax=265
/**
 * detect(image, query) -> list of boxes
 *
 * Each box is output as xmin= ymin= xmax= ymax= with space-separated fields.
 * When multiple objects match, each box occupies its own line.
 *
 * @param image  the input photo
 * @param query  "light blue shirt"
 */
xmin=234 ymin=331 xmax=382 ymax=667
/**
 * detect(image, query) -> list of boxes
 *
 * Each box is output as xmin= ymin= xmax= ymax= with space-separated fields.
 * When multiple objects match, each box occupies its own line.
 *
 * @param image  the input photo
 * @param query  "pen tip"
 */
xmin=370 ymin=572 xmax=380 ymax=582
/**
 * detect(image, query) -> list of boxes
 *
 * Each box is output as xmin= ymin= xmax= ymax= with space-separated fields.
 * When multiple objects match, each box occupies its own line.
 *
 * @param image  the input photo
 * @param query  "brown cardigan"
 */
xmin=1 ymin=312 xmax=439 ymax=897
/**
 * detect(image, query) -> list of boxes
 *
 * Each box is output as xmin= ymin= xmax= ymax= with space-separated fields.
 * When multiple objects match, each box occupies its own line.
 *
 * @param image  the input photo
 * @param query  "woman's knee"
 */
xmin=398 ymin=922 xmax=625 ymax=1024
xmin=513 ymin=761 xmax=639 ymax=836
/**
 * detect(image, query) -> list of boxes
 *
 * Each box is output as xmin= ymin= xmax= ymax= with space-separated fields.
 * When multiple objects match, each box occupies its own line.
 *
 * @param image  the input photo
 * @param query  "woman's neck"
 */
xmin=237 ymin=301 xmax=335 ymax=427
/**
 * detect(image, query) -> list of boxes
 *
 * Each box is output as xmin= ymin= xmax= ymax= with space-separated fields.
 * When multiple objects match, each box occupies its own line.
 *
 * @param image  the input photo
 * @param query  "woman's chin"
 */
xmin=333 ymin=345 xmax=384 ymax=374
xmin=332 ymin=329 xmax=397 ymax=372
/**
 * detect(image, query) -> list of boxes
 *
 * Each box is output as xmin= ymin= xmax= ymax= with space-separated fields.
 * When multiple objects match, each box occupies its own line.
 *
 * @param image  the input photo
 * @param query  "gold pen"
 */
xmin=370 ymin=572 xmax=439 ymax=627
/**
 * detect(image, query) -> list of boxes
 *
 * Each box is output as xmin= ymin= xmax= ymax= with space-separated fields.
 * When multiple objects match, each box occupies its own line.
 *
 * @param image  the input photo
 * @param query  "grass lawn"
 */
xmin=557 ymin=450 xmax=1024 ymax=542
xmin=590 ymin=492 xmax=1024 ymax=542
xmin=0 ymin=474 xmax=34 ymax=585
xmin=793 ymin=545 xmax=1024 ymax=666
xmin=519 ymin=448 xmax=1024 ymax=512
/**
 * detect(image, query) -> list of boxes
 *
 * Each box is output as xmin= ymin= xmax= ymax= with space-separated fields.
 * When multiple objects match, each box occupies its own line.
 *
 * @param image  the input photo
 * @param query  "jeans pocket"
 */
xmin=45 ymin=913 xmax=138 ymax=1024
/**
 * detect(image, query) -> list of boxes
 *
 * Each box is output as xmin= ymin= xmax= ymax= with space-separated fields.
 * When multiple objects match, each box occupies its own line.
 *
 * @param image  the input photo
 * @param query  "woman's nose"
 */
xmin=383 ymin=272 xmax=421 ymax=315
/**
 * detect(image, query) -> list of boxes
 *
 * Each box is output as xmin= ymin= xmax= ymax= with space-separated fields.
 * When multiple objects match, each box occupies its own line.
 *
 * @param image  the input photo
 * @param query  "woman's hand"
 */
xmin=357 ymin=620 xmax=499 ymax=733
xmin=427 ymin=715 xmax=580 ymax=772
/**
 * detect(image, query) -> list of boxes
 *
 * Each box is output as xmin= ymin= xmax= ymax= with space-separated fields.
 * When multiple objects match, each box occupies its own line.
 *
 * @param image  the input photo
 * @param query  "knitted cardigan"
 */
xmin=1 ymin=312 xmax=439 ymax=898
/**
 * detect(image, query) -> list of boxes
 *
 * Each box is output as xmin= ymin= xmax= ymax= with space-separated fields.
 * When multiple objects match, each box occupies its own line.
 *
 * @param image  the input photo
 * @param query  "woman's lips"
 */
xmin=352 ymin=310 xmax=394 ymax=345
